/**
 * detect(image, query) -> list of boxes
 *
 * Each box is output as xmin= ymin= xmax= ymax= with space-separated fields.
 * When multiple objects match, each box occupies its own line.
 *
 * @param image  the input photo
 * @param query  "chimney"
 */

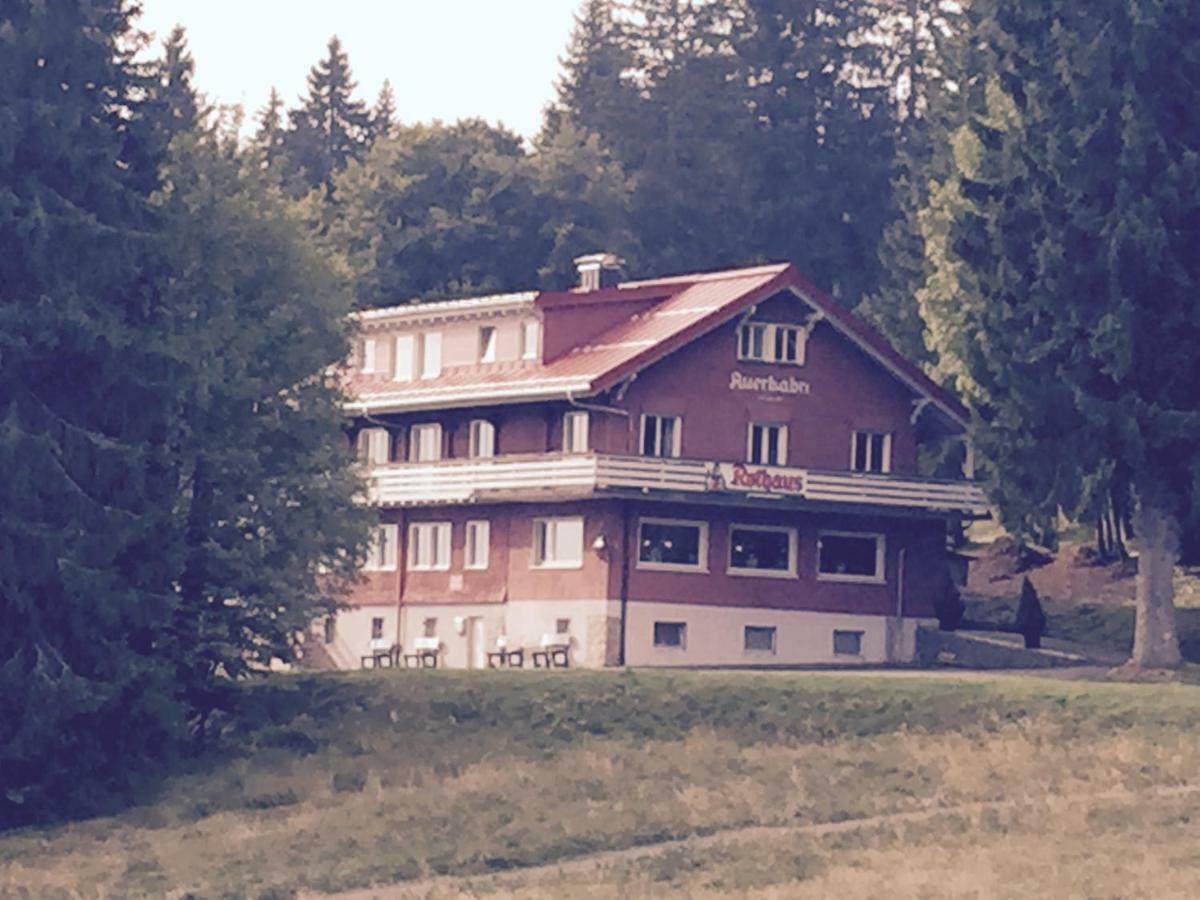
xmin=573 ymin=252 xmax=625 ymax=291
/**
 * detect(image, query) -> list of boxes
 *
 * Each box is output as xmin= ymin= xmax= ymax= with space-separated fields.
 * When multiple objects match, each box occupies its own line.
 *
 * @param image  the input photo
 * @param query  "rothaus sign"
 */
xmin=728 ymin=371 xmax=811 ymax=395
xmin=707 ymin=462 xmax=805 ymax=496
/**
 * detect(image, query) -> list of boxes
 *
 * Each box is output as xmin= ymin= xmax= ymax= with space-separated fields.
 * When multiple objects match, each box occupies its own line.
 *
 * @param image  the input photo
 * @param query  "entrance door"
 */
xmin=467 ymin=617 xmax=486 ymax=670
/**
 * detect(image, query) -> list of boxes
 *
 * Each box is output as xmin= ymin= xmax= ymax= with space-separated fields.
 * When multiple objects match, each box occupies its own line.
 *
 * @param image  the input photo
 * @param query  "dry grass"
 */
xmin=3 ymin=670 xmax=1200 ymax=898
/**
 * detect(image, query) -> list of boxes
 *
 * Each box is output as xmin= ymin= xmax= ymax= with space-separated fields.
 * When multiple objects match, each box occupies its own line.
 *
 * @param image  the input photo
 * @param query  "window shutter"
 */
xmin=394 ymin=334 xmax=415 ymax=382
xmin=362 ymin=337 xmax=377 ymax=373
xmin=422 ymin=332 xmax=442 ymax=378
xmin=382 ymin=524 xmax=398 ymax=570
xmin=437 ymin=523 xmax=451 ymax=567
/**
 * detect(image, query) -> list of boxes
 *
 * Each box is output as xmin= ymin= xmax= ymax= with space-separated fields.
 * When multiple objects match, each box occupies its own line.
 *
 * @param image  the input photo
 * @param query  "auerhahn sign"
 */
xmin=708 ymin=462 xmax=805 ymax=496
xmin=728 ymin=371 xmax=811 ymax=395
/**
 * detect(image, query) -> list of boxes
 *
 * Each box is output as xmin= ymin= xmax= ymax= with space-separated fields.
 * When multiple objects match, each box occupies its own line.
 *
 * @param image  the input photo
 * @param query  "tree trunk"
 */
xmin=1129 ymin=499 xmax=1182 ymax=668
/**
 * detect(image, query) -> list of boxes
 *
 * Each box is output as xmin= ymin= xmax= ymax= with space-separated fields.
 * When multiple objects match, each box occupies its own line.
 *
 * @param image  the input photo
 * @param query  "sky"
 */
xmin=135 ymin=0 xmax=584 ymax=139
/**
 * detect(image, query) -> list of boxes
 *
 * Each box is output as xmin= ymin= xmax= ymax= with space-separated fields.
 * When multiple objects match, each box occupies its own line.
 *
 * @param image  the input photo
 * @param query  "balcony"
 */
xmin=367 ymin=454 xmax=988 ymax=515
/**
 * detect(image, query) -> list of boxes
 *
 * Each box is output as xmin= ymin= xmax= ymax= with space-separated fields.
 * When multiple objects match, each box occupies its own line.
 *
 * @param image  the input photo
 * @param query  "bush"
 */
xmin=935 ymin=583 xmax=966 ymax=631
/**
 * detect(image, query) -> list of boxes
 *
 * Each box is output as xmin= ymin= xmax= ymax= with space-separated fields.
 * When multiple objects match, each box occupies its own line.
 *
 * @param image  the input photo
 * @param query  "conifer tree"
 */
xmin=0 ymin=0 xmax=182 ymax=825
xmin=146 ymin=24 xmax=202 ymax=138
xmin=919 ymin=0 xmax=1200 ymax=667
xmin=282 ymin=36 xmax=373 ymax=196
xmin=252 ymin=86 xmax=288 ymax=170
xmin=370 ymin=79 xmax=398 ymax=143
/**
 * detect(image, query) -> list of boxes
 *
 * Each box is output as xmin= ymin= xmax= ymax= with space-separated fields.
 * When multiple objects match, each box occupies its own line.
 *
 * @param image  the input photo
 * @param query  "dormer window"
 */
xmin=479 ymin=326 xmax=497 ymax=363
xmin=737 ymin=322 xmax=806 ymax=365
xmin=521 ymin=319 xmax=540 ymax=361
xmin=360 ymin=337 xmax=378 ymax=373
xmin=420 ymin=332 xmax=443 ymax=379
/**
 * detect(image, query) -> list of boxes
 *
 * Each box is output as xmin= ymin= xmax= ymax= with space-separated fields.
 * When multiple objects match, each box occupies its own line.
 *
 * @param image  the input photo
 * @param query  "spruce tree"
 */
xmin=919 ymin=0 xmax=1200 ymax=667
xmin=370 ymin=79 xmax=398 ymax=143
xmin=252 ymin=86 xmax=288 ymax=171
xmin=282 ymin=36 xmax=373 ymax=196
xmin=0 ymin=0 xmax=182 ymax=825
xmin=146 ymin=24 xmax=202 ymax=139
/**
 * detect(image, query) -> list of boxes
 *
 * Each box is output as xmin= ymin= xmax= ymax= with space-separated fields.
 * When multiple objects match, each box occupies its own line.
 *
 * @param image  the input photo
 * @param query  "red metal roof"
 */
xmin=344 ymin=262 xmax=968 ymax=426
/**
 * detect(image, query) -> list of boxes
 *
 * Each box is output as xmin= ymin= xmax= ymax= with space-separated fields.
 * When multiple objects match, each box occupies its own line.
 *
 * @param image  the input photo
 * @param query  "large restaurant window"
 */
xmin=532 ymin=517 xmax=584 ymax=568
xmin=562 ymin=411 xmax=589 ymax=453
xmin=747 ymin=422 xmax=788 ymax=465
xmin=728 ymin=524 xmax=796 ymax=577
xmin=640 ymin=414 xmax=681 ymax=458
xmin=851 ymin=430 xmax=891 ymax=474
xmin=408 ymin=522 xmax=451 ymax=571
xmin=468 ymin=419 xmax=495 ymax=458
xmin=653 ymin=621 xmax=687 ymax=648
xmin=817 ymin=531 xmax=885 ymax=583
xmin=738 ymin=322 xmax=806 ymax=365
xmin=409 ymin=423 xmax=442 ymax=462
xmin=465 ymin=520 xmax=490 ymax=570
xmin=365 ymin=524 xmax=399 ymax=571
xmin=637 ymin=518 xmax=707 ymax=571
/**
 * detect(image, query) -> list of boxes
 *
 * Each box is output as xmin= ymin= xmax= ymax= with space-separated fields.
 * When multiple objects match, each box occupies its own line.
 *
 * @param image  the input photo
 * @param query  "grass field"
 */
xmin=4 ymin=670 xmax=1200 ymax=898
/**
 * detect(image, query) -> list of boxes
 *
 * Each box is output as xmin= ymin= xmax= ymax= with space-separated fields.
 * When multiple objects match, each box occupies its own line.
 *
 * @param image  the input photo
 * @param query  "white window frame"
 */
xmin=531 ymin=516 xmax=585 ymax=569
xmin=393 ymin=333 xmax=416 ymax=382
xmin=364 ymin=523 xmax=399 ymax=571
xmin=408 ymin=423 xmax=443 ymax=462
xmin=420 ymin=332 xmax=442 ymax=380
xmin=639 ymin=414 xmax=682 ymax=458
xmin=465 ymin=519 xmax=490 ymax=570
xmin=562 ymin=411 xmax=588 ymax=454
xmin=851 ymin=430 xmax=892 ymax=474
xmin=360 ymin=336 xmax=378 ymax=374
xmin=468 ymin=419 xmax=496 ymax=459
xmin=817 ymin=530 xmax=886 ymax=584
xmin=635 ymin=517 xmax=708 ymax=573
xmin=478 ymin=325 xmax=497 ymax=363
xmin=356 ymin=427 xmax=391 ymax=465
xmin=520 ymin=319 xmax=540 ymax=360
xmin=407 ymin=521 xmax=452 ymax=572
xmin=744 ymin=625 xmax=777 ymax=655
xmin=737 ymin=322 xmax=806 ymax=365
xmin=727 ymin=523 xmax=798 ymax=579
xmin=747 ymin=422 xmax=788 ymax=466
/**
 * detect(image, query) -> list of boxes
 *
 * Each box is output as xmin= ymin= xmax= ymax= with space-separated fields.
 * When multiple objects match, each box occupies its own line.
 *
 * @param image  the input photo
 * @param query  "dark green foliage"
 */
xmin=281 ymin=36 xmax=373 ymax=196
xmin=369 ymin=79 xmax=398 ymax=144
xmin=145 ymin=24 xmax=202 ymax=140
xmin=1014 ymin=578 xmax=1046 ymax=649
xmin=252 ymin=87 xmax=288 ymax=171
xmin=0 ymin=0 xmax=181 ymax=826
xmin=934 ymin=581 xmax=965 ymax=631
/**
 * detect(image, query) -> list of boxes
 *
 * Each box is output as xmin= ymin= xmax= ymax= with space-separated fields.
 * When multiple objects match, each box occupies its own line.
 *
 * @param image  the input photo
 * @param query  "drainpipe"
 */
xmin=395 ymin=508 xmax=407 ymax=653
xmin=618 ymin=500 xmax=632 ymax=667
xmin=894 ymin=547 xmax=907 ymax=662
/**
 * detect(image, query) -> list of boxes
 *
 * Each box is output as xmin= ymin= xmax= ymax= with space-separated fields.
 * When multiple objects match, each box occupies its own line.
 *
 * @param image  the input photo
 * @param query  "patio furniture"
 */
xmin=531 ymin=633 xmax=571 ymax=668
xmin=403 ymin=636 xmax=441 ymax=668
xmin=360 ymin=638 xmax=397 ymax=669
xmin=486 ymin=637 xmax=525 ymax=668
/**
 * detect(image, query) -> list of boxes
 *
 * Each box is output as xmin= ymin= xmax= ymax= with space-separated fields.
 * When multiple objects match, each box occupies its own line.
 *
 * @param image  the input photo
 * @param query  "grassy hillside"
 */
xmin=3 ymin=670 xmax=1200 ymax=898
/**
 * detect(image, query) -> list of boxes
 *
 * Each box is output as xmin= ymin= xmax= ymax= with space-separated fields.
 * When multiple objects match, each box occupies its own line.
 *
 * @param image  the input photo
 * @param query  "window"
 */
xmin=423 ymin=617 xmax=437 ymax=638
xmin=728 ymin=525 xmax=796 ymax=577
xmin=407 ymin=522 xmax=451 ymax=571
xmin=747 ymin=422 xmax=788 ymax=465
xmin=521 ymin=319 xmax=540 ymax=360
xmin=852 ymin=430 xmax=891 ymax=473
xmin=653 ymin=621 xmax=687 ymax=648
xmin=360 ymin=337 xmax=378 ymax=373
xmin=563 ymin=411 xmax=588 ymax=453
xmin=408 ymin=423 xmax=442 ymax=462
xmin=833 ymin=630 xmax=864 ymax=656
xmin=738 ymin=322 xmax=806 ymax=365
xmin=555 ymin=618 xmax=571 ymax=635
xmin=371 ymin=617 xmax=384 ymax=641
xmin=323 ymin=616 xmax=336 ymax=644
xmin=393 ymin=333 xmax=416 ymax=382
xmin=637 ymin=518 xmax=707 ymax=571
xmin=640 ymin=414 xmax=681 ymax=458
xmin=420 ymin=332 xmax=442 ymax=379
xmin=479 ymin=325 xmax=497 ymax=363
xmin=817 ymin=532 xmax=885 ymax=583
xmin=465 ymin=520 xmax=490 ymax=570
xmin=356 ymin=427 xmax=391 ymax=465
xmin=468 ymin=419 xmax=495 ymax=459
xmin=532 ymin=517 xmax=584 ymax=568
xmin=365 ymin=524 xmax=399 ymax=571
xmin=744 ymin=626 xmax=777 ymax=653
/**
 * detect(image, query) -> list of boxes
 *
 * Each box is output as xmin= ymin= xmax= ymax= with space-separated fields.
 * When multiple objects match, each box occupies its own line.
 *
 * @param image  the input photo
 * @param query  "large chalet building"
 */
xmin=312 ymin=255 xmax=986 ymax=670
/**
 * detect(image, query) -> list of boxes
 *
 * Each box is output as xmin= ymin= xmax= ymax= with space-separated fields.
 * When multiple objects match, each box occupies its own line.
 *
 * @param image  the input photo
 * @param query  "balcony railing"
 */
xmin=367 ymin=453 xmax=988 ymax=515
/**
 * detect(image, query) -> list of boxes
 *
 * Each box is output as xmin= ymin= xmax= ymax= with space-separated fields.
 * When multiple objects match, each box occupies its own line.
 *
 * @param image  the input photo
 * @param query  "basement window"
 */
xmin=744 ymin=625 xmax=777 ymax=654
xmin=653 ymin=621 xmax=687 ymax=649
xmin=833 ymin=630 xmax=864 ymax=657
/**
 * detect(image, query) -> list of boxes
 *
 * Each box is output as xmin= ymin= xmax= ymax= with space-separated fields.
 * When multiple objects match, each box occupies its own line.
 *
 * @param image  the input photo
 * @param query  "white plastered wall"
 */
xmin=319 ymin=605 xmax=399 ymax=669
xmin=624 ymin=600 xmax=932 ymax=667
